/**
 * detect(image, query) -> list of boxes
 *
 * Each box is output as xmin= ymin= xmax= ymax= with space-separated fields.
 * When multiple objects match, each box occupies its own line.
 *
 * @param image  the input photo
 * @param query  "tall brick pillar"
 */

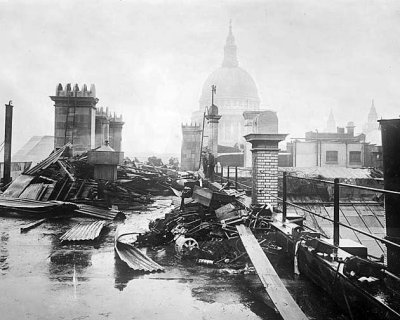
xmin=205 ymin=104 xmax=221 ymax=157
xmin=244 ymin=133 xmax=287 ymax=207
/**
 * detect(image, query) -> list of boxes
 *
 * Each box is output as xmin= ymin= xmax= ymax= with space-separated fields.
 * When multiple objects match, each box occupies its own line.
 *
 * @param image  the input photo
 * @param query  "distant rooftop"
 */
xmin=12 ymin=136 xmax=54 ymax=164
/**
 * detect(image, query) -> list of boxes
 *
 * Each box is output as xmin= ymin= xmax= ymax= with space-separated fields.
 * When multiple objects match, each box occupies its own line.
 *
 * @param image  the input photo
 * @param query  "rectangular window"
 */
xmin=349 ymin=151 xmax=361 ymax=163
xmin=326 ymin=151 xmax=338 ymax=163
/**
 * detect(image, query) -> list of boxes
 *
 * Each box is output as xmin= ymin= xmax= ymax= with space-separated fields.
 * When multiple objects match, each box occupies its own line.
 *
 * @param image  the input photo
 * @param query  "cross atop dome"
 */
xmin=222 ymin=20 xmax=239 ymax=68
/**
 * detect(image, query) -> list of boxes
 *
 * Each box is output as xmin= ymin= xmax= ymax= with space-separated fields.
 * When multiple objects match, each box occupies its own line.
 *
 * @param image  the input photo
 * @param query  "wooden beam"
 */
xmin=57 ymin=160 xmax=75 ymax=182
xmin=21 ymin=218 xmax=47 ymax=233
xmin=236 ymin=224 xmax=308 ymax=320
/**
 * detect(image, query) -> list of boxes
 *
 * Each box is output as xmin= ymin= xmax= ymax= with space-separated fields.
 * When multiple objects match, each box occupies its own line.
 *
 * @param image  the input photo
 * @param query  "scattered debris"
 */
xmin=134 ymin=182 xmax=277 ymax=269
xmin=175 ymin=236 xmax=199 ymax=256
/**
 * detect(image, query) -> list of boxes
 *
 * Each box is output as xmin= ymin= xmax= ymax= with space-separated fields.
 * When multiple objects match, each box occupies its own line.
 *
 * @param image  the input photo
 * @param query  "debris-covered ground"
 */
xmin=0 ymin=145 xmax=346 ymax=319
xmin=0 ymin=197 xmax=346 ymax=320
xmin=0 ymin=144 xmax=180 ymax=219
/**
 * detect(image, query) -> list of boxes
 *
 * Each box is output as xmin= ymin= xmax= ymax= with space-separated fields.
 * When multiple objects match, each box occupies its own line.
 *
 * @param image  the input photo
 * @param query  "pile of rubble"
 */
xmin=0 ymin=143 xmax=179 ymax=216
xmin=0 ymin=143 xmax=280 ymax=273
xmin=135 ymin=183 xmax=279 ymax=268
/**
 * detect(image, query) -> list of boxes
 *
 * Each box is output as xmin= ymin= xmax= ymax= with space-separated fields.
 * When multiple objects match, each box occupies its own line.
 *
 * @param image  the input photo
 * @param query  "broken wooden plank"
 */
xmin=2 ymin=174 xmax=35 ymax=198
xmin=236 ymin=224 xmax=308 ymax=320
xmin=20 ymin=218 xmax=47 ymax=233
xmin=57 ymin=160 xmax=75 ymax=182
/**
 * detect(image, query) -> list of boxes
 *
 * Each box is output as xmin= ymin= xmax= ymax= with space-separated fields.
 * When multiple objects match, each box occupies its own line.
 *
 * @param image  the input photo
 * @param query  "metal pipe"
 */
xmin=339 ymin=182 xmax=400 ymax=196
xmin=197 ymin=108 xmax=207 ymax=170
xmin=220 ymin=166 xmax=223 ymax=184
xmin=288 ymin=174 xmax=400 ymax=196
xmin=3 ymin=101 xmax=13 ymax=185
xmin=287 ymin=174 xmax=335 ymax=185
xmin=235 ymin=166 xmax=238 ymax=190
xmin=227 ymin=166 xmax=230 ymax=182
xmin=334 ymin=178 xmax=340 ymax=247
xmin=282 ymin=171 xmax=287 ymax=223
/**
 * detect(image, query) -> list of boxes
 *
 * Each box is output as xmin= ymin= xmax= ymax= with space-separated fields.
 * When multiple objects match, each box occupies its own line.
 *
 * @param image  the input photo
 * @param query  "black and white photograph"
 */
xmin=0 ymin=1 xmax=400 ymax=319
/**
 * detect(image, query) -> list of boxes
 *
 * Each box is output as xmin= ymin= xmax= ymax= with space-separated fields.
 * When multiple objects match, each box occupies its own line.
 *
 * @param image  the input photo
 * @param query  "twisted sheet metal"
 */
xmin=115 ymin=227 xmax=164 ymax=273
xmin=60 ymin=221 xmax=106 ymax=242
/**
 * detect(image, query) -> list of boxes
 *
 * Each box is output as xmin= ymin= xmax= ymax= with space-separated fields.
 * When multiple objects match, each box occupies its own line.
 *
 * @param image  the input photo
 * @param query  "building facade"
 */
xmin=288 ymin=126 xmax=367 ymax=168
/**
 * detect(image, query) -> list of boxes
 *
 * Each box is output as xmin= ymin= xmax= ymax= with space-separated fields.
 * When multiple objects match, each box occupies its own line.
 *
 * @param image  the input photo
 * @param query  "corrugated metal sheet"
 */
xmin=115 ymin=242 xmax=165 ymax=272
xmin=2 ymin=174 xmax=35 ymax=198
xmin=75 ymin=204 xmax=124 ymax=220
xmin=115 ymin=227 xmax=164 ymax=273
xmin=24 ymin=143 xmax=72 ymax=175
xmin=60 ymin=221 xmax=106 ymax=242
xmin=0 ymin=197 xmax=77 ymax=214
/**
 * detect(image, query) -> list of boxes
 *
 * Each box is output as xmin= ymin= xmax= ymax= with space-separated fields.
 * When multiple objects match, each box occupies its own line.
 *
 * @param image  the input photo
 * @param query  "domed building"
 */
xmin=191 ymin=23 xmax=261 ymax=147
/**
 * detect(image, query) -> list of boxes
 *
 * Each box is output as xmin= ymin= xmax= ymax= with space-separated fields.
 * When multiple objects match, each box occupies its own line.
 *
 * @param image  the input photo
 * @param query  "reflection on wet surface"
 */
xmin=0 ymin=198 xmax=346 ymax=319
xmin=0 ymin=232 xmax=9 ymax=273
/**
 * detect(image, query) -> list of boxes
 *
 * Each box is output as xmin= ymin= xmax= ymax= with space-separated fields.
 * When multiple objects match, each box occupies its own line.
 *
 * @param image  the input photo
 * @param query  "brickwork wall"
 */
xmin=252 ymin=149 xmax=279 ymax=206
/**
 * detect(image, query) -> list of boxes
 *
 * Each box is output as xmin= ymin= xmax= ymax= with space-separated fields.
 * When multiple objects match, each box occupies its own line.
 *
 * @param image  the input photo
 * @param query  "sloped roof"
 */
xmin=286 ymin=204 xmax=386 ymax=259
xmin=12 ymin=136 xmax=54 ymax=164
xmin=279 ymin=167 xmax=381 ymax=180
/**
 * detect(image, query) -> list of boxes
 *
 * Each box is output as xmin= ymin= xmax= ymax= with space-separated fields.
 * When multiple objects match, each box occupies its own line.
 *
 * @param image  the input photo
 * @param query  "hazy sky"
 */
xmin=0 ymin=0 xmax=399 ymax=158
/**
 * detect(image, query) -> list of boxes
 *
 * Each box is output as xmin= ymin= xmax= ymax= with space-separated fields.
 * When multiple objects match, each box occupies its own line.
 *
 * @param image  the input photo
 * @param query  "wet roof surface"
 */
xmin=0 ymin=197 xmax=345 ymax=320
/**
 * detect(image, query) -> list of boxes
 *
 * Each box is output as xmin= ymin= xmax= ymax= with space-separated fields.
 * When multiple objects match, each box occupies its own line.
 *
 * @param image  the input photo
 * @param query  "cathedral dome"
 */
xmin=199 ymin=67 xmax=260 ymax=109
xmin=198 ymin=23 xmax=260 ymax=110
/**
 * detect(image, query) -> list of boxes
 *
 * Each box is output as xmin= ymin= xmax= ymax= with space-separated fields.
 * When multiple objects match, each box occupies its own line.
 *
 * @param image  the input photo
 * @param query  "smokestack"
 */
xmin=379 ymin=118 xmax=400 ymax=275
xmin=3 ymin=101 xmax=13 ymax=185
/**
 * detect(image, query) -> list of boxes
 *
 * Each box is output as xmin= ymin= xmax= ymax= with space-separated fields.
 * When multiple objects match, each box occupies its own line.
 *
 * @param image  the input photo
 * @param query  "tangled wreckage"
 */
xmin=2 ymin=141 xmax=400 ymax=320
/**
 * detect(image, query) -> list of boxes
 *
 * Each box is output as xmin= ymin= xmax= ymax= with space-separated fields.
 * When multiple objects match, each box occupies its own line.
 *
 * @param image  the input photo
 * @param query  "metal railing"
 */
xmin=213 ymin=167 xmax=400 ymax=251
xmin=215 ymin=165 xmax=252 ymax=190
xmin=279 ymin=172 xmax=400 ymax=251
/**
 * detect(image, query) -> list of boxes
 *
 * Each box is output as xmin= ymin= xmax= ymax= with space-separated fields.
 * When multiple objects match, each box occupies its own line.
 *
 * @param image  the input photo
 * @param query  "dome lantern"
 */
xmin=222 ymin=20 xmax=239 ymax=68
